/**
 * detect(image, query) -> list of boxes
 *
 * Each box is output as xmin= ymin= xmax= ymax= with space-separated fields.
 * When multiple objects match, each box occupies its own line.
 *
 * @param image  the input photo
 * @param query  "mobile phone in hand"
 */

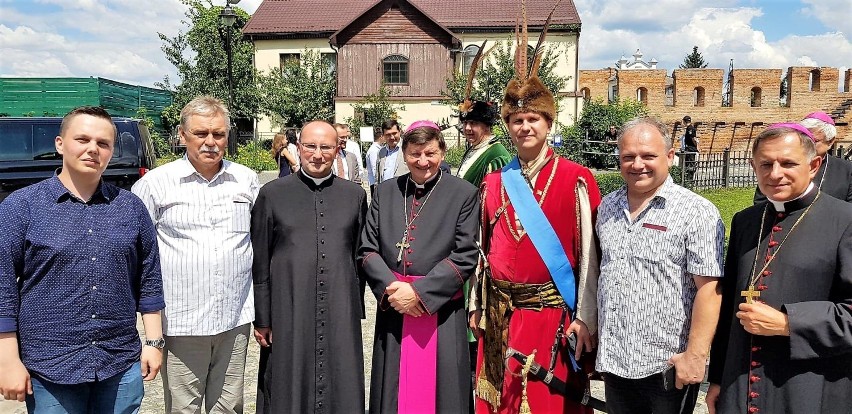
xmin=661 ymin=364 xmax=677 ymax=391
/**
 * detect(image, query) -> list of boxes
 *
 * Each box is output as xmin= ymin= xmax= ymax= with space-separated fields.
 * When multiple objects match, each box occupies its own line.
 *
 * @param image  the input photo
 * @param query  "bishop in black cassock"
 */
xmin=359 ymin=122 xmax=480 ymax=414
xmin=708 ymin=124 xmax=852 ymax=414
xmin=251 ymin=121 xmax=368 ymax=413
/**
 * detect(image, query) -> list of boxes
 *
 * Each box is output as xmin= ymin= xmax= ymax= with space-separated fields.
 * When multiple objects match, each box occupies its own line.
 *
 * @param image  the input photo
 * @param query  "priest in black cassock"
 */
xmin=754 ymin=111 xmax=852 ymax=203
xmin=251 ymin=120 xmax=367 ymax=413
xmin=706 ymin=123 xmax=852 ymax=414
xmin=359 ymin=120 xmax=479 ymax=414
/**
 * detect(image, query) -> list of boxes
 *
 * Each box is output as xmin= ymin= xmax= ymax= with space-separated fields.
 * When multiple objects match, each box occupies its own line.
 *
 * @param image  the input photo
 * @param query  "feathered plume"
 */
xmin=459 ymin=40 xmax=493 ymax=114
xmin=529 ymin=0 xmax=562 ymax=77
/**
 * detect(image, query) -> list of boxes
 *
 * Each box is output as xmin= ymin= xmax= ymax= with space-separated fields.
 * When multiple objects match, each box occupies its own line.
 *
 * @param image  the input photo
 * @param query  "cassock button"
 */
xmin=409 ymin=237 xmax=415 ymax=241
xmin=766 ymin=255 xmax=773 ymax=261
xmin=319 ymin=199 xmax=324 ymax=204
xmin=751 ymin=361 xmax=761 ymax=368
xmin=748 ymin=406 xmax=759 ymax=413
xmin=757 ymin=285 xmax=768 ymax=291
xmin=320 ymin=268 xmax=324 ymax=273
xmin=772 ymin=226 xmax=782 ymax=232
xmin=321 ymin=226 xmax=326 ymax=231
xmin=414 ymin=201 xmax=420 ymax=206
xmin=321 ymin=239 xmax=325 ymax=244
xmin=762 ymin=270 xmax=771 ymax=276
xmin=321 ymin=253 xmax=326 ymax=259
xmin=410 ymin=225 xmax=416 ymax=230
xmin=750 ymin=375 xmax=761 ymax=383
xmin=768 ymin=241 xmax=778 ymax=247
xmin=751 ymin=346 xmax=761 ymax=352
xmin=320 ymin=281 xmax=325 ymax=286
xmin=749 ymin=391 xmax=760 ymax=399
xmin=408 ymin=249 xmax=413 ymax=254
xmin=320 ymin=212 xmax=324 ymax=217
xmin=777 ymin=213 xmax=784 ymax=218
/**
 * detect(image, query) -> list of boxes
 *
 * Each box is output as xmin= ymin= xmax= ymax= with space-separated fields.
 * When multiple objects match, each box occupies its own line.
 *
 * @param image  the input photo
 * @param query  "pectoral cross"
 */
xmin=741 ymin=284 xmax=761 ymax=304
xmin=396 ymin=231 xmax=410 ymax=263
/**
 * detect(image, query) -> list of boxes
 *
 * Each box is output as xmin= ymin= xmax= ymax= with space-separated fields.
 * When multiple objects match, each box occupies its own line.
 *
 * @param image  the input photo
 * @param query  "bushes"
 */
xmin=225 ymin=140 xmax=277 ymax=172
xmin=445 ymin=144 xmax=467 ymax=169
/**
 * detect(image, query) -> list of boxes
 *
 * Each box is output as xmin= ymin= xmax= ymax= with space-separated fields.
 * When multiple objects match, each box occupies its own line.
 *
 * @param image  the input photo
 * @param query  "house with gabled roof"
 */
xmin=243 ymin=0 xmax=582 ymax=136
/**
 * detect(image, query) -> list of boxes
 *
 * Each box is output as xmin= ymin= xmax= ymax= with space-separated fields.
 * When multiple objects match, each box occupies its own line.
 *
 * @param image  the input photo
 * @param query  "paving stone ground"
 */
xmin=0 ymin=172 xmax=708 ymax=413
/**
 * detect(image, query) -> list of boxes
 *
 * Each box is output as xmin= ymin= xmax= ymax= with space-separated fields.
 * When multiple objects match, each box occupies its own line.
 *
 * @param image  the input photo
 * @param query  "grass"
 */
xmin=697 ymin=187 xmax=755 ymax=239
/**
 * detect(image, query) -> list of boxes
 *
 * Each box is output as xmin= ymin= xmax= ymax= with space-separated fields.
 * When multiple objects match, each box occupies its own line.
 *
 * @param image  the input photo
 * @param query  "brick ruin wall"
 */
xmin=579 ymin=67 xmax=852 ymax=153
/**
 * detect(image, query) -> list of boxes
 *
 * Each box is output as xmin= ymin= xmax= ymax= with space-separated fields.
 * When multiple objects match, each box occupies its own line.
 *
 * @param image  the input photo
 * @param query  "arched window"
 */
xmin=750 ymin=87 xmax=762 ymax=107
xmin=693 ymin=86 xmax=705 ymax=107
xmin=581 ymin=87 xmax=591 ymax=102
xmin=637 ymin=87 xmax=648 ymax=104
xmin=462 ymin=45 xmax=480 ymax=76
xmin=809 ymin=69 xmax=821 ymax=91
xmin=383 ymin=55 xmax=409 ymax=85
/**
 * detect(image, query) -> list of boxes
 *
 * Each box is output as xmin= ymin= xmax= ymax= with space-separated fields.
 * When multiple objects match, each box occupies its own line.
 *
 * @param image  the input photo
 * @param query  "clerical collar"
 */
xmin=300 ymin=169 xmax=333 ymax=186
xmin=767 ymin=182 xmax=816 ymax=212
xmin=409 ymin=170 xmax=441 ymax=189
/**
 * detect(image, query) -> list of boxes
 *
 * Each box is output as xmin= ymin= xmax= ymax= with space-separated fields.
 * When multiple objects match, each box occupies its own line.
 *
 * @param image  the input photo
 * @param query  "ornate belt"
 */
xmin=476 ymin=278 xmax=565 ymax=411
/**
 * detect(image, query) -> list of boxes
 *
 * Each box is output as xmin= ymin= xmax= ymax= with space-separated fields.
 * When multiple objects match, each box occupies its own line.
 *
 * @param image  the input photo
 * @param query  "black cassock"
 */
xmin=359 ymin=171 xmax=479 ymax=414
xmin=709 ymin=189 xmax=852 ymax=413
xmin=754 ymin=154 xmax=852 ymax=203
xmin=251 ymin=172 xmax=367 ymax=414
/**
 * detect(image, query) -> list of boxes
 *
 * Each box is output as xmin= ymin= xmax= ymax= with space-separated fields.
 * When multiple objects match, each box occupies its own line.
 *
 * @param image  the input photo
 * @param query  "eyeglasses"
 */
xmin=189 ymin=130 xmax=227 ymax=140
xmin=300 ymin=143 xmax=336 ymax=154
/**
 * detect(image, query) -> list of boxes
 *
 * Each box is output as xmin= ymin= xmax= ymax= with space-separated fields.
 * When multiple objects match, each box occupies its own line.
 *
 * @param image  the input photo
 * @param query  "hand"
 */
xmin=566 ymin=319 xmax=592 ymax=361
xmin=706 ymin=383 xmax=721 ymax=414
xmin=386 ymin=282 xmax=424 ymax=317
xmin=0 ymin=358 xmax=32 ymax=402
xmin=254 ymin=327 xmax=273 ymax=347
xmin=140 ymin=345 xmax=162 ymax=381
xmin=469 ymin=310 xmax=482 ymax=339
xmin=736 ymin=302 xmax=790 ymax=336
xmin=668 ymin=351 xmax=707 ymax=389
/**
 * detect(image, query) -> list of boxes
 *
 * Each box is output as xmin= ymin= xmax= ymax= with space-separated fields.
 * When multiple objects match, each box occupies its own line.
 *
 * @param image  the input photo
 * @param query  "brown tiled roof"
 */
xmin=243 ymin=0 xmax=580 ymax=36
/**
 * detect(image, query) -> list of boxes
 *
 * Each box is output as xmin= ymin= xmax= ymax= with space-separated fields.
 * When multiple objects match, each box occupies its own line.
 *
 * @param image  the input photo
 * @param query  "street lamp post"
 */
xmin=219 ymin=1 xmax=237 ymax=155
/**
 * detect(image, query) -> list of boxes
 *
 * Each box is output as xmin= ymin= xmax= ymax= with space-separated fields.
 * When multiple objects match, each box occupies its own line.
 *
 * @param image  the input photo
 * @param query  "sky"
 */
xmin=0 ymin=0 xmax=849 ymax=89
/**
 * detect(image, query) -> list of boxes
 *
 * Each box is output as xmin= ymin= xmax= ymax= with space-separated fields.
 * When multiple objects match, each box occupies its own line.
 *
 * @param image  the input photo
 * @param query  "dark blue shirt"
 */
xmin=0 ymin=177 xmax=165 ymax=384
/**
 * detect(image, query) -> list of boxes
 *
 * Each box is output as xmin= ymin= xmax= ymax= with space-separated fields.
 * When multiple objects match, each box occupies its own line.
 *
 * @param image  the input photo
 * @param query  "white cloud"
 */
xmin=577 ymin=1 xmax=852 ymax=74
xmin=800 ymin=0 xmax=852 ymax=34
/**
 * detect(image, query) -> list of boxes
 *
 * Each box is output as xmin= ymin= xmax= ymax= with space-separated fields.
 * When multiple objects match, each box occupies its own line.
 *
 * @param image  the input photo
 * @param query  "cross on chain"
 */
xmin=396 ymin=229 xmax=410 ymax=263
xmin=741 ymin=284 xmax=761 ymax=304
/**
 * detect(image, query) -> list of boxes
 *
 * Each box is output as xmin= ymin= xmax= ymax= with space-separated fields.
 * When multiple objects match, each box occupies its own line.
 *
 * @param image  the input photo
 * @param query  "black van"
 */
xmin=0 ymin=117 xmax=157 ymax=200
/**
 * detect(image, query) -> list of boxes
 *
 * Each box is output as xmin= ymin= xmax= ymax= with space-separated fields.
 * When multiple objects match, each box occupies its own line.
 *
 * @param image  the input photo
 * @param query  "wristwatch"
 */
xmin=144 ymin=338 xmax=166 ymax=349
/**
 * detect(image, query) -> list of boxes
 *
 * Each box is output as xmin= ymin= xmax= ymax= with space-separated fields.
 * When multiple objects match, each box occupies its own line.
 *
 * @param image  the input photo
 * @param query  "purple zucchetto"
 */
xmin=767 ymin=122 xmax=816 ymax=142
xmin=803 ymin=111 xmax=835 ymax=126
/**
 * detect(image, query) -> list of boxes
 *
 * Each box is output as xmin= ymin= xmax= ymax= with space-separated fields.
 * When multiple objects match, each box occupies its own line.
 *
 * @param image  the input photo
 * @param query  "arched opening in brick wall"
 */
xmin=750 ymin=87 xmax=763 ymax=107
xmin=693 ymin=87 xmax=706 ymax=107
xmin=636 ymin=87 xmax=648 ymax=104
xmin=581 ymin=87 xmax=591 ymax=102
xmin=809 ymin=69 xmax=821 ymax=92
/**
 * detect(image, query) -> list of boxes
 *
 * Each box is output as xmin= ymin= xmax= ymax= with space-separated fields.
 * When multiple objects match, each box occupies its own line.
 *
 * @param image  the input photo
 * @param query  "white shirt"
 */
xmin=365 ymin=142 xmax=383 ymax=185
xmin=333 ymin=151 xmax=350 ymax=180
xmin=344 ymin=139 xmax=364 ymax=170
xmin=131 ymin=157 xmax=260 ymax=336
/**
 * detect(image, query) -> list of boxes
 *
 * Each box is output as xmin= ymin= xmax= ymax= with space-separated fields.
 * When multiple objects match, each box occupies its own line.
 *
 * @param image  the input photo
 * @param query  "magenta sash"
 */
xmin=392 ymin=272 xmax=463 ymax=414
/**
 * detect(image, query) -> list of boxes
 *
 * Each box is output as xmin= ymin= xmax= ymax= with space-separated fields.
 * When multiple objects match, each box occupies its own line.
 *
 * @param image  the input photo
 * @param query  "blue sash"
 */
xmin=501 ymin=157 xmax=577 ymax=311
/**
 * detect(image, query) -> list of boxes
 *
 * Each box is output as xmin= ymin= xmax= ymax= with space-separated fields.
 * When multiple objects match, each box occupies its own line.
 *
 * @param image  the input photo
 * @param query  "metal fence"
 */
xmin=679 ymin=148 xmax=757 ymax=190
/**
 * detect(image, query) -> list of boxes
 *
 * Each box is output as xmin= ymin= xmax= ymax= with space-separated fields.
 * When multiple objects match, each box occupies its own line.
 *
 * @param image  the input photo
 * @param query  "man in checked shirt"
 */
xmin=595 ymin=117 xmax=725 ymax=414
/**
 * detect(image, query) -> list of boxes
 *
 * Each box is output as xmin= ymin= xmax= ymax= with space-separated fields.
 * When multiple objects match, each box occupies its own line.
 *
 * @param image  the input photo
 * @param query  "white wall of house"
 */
xmin=251 ymin=32 xmax=580 ymax=137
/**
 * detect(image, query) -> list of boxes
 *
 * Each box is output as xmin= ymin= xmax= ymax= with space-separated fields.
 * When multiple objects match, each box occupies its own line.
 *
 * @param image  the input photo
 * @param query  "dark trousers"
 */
xmin=604 ymin=372 xmax=699 ymax=414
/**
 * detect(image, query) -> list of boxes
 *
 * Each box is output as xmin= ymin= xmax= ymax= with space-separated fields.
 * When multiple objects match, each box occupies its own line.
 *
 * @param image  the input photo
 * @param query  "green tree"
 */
xmin=343 ymin=84 xmax=406 ymax=140
xmin=157 ymin=0 xmax=259 ymax=129
xmin=256 ymin=50 xmax=336 ymax=129
xmin=680 ymin=46 xmax=709 ymax=69
xmin=555 ymin=98 xmax=648 ymax=166
xmin=441 ymin=40 xmax=569 ymax=121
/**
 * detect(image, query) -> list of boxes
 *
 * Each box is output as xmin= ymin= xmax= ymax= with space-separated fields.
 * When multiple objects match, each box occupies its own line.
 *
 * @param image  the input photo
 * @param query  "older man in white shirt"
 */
xmin=132 ymin=96 xmax=259 ymax=413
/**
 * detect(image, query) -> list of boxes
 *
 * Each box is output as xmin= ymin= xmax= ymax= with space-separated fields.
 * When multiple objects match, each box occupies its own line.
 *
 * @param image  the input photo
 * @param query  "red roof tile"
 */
xmin=243 ymin=0 xmax=579 ymax=35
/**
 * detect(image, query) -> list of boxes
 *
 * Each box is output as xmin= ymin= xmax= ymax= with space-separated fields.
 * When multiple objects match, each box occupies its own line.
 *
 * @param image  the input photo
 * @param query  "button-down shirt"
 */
xmin=0 ymin=177 xmax=165 ymax=384
xmin=595 ymin=176 xmax=724 ymax=378
xmin=381 ymin=146 xmax=401 ymax=182
xmin=132 ymin=157 xmax=259 ymax=336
